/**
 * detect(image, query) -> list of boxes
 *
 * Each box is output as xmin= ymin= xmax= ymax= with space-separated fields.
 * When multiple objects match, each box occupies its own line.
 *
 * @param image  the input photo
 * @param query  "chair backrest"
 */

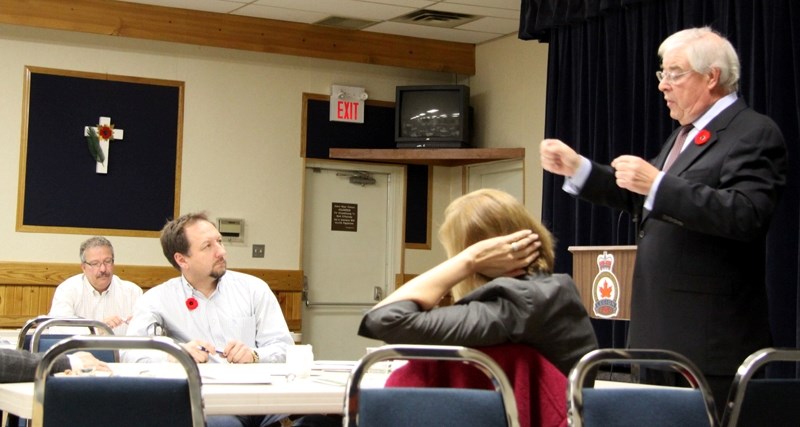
xmin=19 ymin=317 xmax=117 ymax=362
xmin=16 ymin=316 xmax=54 ymax=349
xmin=568 ymin=348 xmax=719 ymax=427
xmin=721 ymin=347 xmax=800 ymax=427
xmin=384 ymin=343 xmax=567 ymax=427
xmin=32 ymin=335 xmax=205 ymax=427
xmin=343 ymin=344 xmax=519 ymax=427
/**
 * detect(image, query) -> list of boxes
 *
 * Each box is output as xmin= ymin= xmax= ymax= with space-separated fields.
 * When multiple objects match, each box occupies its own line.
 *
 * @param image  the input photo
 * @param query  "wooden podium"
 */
xmin=568 ymin=245 xmax=637 ymax=320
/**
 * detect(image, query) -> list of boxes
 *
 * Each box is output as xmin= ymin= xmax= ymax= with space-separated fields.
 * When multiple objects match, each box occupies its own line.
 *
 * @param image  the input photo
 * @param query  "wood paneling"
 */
xmin=330 ymin=147 xmax=526 ymax=167
xmin=0 ymin=261 xmax=303 ymax=330
xmin=0 ymin=0 xmax=475 ymax=75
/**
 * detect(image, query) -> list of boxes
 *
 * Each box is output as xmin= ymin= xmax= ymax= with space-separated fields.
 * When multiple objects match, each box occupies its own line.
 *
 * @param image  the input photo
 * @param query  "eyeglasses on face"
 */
xmin=84 ymin=259 xmax=114 ymax=268
xmin=656 ymin=69 xmax=692 ymax=83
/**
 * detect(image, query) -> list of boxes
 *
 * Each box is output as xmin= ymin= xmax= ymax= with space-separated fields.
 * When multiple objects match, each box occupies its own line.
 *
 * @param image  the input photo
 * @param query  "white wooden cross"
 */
xmin=83 ymin=116 xmax=124 ymax=174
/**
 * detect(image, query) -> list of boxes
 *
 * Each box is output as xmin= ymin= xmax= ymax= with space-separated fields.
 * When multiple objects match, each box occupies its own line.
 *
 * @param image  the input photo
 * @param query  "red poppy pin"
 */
xmin=694 ymin=129 xmax=711 ymax=145
xmin=186 ymin=297 xmax=198 ymax=311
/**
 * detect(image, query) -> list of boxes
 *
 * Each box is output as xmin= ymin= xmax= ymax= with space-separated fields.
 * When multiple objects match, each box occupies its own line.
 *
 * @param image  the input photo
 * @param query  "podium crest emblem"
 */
xmin=591 ymin=251 xmax=620 ymax=318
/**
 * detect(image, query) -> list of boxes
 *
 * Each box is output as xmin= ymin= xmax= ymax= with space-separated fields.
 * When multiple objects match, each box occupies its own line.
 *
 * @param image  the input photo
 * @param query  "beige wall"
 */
xmin=0 ymin=23 xmax=548 ymax=274
xmin=472 ymin=34 xmax=549 ymax=219
xmin=405 ymin=35 xmax=549 ymax=273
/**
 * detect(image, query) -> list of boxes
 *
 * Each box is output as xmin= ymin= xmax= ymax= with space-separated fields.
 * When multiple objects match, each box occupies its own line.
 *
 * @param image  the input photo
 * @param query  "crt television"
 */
xmin=395 ymin=84 xmax=472 ymax=148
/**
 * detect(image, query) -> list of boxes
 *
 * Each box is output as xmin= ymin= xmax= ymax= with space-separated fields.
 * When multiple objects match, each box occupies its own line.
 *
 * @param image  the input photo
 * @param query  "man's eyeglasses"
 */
xmin=656 ymin=69 xmax=692 ymax=83
xmin=84 ymin=259 xmax=114 ymax=269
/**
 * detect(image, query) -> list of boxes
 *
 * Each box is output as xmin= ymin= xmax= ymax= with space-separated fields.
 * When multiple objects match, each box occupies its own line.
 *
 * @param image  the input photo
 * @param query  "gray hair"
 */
xmin=658 ymin=26 xmax=740 ymax=93
xmin=79 ymin=236 xmax=114 ymax=263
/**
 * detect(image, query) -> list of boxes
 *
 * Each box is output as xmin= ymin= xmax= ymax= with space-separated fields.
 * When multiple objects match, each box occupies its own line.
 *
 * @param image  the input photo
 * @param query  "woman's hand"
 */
xmin=467 ymin=230 xmax=541 ymax=278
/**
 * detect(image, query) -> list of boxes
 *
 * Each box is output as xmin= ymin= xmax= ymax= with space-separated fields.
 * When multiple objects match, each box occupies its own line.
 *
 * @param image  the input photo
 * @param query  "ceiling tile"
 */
xmin=428 ymin=2 xmax=518 ymax=19
xmin=114 ymin=0 xmax=522 ymax=43
xmin=364 ymin=21 xmax=501 ymax=44
xmin=444 ymin=0 xmax=519 ymax=10
xmin=456 ymin=16 xmax=518 ymax=34
xmin=118 ymin=0 xmax=248 ymax=14
xmin=234 ymin=4 xmax=329 ymax=23
xmin=253 ymin=0 xmax=416 ymax=21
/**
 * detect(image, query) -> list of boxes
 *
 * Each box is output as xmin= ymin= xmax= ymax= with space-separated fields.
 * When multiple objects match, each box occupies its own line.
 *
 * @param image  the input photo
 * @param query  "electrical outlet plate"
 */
xmin=252 ymin=244 xmax=265 ymax=258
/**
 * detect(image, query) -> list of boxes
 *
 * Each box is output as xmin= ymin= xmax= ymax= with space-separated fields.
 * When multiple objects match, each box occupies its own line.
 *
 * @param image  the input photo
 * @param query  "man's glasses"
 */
xmin=656 ymin=69 xmax=692 ymax=83
xmin=84 ymin=259 xmax=114 ymax=269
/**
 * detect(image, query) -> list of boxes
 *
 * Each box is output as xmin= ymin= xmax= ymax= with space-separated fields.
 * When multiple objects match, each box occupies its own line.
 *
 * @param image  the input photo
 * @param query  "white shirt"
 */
xmin=122 ymin=270 xmax=293 ymax=363
xmin=48 ymin=274 xmax=143 ymax=335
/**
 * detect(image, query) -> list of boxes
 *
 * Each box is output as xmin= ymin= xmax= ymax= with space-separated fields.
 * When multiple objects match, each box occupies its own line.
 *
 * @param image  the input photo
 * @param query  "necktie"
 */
xmin=663 ymin=125 xmax=692 ymax=171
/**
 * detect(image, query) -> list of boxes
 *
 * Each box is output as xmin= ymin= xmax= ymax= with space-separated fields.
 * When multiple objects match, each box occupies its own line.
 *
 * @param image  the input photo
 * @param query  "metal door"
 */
xmin=301 ymin=162 xmax=403 ymax=360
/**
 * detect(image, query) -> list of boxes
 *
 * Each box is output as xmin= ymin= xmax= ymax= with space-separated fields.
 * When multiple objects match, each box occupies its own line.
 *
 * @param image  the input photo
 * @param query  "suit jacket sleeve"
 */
xmin=578 ymin=100 xmax=787 ymax=242
xmin=358 ymin=274 xmax=598 ymax=375
xmin=0 ymin=348 xmax=70 ymax=383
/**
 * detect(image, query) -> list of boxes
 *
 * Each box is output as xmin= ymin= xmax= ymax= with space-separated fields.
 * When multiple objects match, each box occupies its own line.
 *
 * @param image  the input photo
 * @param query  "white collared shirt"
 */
xmin=123 ymin=270 xmax=293 ymax=363
xmin=49 ymin=274 xmax=143 ymax=335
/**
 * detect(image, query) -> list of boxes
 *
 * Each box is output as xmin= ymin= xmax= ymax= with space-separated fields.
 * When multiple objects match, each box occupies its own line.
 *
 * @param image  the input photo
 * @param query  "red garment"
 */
xmin=385 ymin=343 xmax=567 ymax=427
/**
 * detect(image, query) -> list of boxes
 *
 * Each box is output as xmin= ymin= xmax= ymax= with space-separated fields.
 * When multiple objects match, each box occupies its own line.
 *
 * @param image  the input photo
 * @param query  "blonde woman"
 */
xmin=359 ymin=189 xmax=597 ymax=375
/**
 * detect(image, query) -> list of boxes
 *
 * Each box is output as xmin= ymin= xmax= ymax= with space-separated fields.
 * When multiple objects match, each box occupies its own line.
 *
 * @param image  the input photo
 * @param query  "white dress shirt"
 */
xmin=48 ymin=274 xmax=143 ymax=335
xmin=123 ymin=270 xmax=293 ymax=363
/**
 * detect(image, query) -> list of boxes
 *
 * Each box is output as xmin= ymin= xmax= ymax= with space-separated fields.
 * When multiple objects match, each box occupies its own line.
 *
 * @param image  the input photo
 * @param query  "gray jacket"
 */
xmin=359 ymin=273 xmax=598 ymax=375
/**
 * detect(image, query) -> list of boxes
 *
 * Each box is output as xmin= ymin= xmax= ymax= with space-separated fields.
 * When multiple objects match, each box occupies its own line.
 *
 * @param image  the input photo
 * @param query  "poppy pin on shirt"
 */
xmin=186 ymin=297 xmax=198 ymax=311
xmin=694 ymin=129 xmax=711 ymax=145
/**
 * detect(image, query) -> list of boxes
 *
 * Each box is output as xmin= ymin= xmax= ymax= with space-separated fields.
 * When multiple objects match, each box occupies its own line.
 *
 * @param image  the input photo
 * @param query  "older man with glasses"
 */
xmin=540 ymin=26 xmax=788 ymax=415
xmin=48 ymin=236 xmax=143 ymax=335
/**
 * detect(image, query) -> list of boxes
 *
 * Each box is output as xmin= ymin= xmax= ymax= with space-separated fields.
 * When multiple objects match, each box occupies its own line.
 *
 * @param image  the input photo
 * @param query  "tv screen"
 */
xmin=395 ymin=85 xmax=471 ymax=148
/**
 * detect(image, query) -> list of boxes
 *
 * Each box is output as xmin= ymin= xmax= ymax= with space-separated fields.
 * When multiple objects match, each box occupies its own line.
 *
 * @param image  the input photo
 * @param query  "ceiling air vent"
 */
xmin=392 ymin=9 xmax=479 ymax=28
xmin=315 ymin=16 xmax=378 ymax=31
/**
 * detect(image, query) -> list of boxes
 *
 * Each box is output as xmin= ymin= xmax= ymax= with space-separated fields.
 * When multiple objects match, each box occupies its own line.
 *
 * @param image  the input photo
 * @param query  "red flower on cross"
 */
xmin=97 ymin=123 xmax=115 ymax=141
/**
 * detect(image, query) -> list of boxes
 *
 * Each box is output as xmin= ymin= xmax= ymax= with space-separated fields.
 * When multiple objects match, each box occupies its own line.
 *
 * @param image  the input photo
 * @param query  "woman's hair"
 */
xmin=658 ymin=26 xmax=740 ymax=93
xmin=438 ymin=188 xmax=555 ymax=300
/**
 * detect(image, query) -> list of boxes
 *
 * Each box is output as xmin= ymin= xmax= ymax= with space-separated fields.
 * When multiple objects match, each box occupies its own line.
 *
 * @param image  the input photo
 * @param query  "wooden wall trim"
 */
xmin=0 ymin=261 xmax=304 ymax=329
xmin=0 ymin=261 xmax=302 ymax=291
xmin=0 ymin=0 xmax=475 ymax=75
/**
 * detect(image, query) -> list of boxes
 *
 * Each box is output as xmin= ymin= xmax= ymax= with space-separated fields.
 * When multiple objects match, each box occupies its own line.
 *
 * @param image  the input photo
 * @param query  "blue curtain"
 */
xmin=522 ymin=0 xmax=800 ymax=366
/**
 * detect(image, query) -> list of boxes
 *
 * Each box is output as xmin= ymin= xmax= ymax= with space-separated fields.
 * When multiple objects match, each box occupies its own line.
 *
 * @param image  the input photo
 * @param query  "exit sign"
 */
xmin=330 ymin=85 xmax=366 ymax=123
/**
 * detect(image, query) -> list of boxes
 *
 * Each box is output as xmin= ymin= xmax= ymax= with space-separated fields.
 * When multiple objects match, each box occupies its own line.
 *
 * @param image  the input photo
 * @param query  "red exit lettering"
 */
xmin=337 ymin=100 xmax=360 ymax=120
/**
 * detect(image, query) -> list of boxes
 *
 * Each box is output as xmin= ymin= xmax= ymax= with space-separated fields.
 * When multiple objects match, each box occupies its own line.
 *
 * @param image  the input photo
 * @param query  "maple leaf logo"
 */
xmin=599 ymin=281 xmax=613 ymax=298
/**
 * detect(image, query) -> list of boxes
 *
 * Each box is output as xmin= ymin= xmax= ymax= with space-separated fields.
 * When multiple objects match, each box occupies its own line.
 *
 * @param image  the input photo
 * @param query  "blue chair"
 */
xmin=568 ymin=348 xmax=719 ymax=427
xmin=17 ymin=316 xmax=114 ymax=352
xmin=721 ymin=347 xmax=800 ymax=427
xmin=28 ymin=317 xmax=117 ymax=362
xmin=7 ymin=317 xmax=117 ymax=427
xmin=32 ymin=335 xmax=205 ymax=427
xmin=343 ymin=344 xmax=519 ymax=427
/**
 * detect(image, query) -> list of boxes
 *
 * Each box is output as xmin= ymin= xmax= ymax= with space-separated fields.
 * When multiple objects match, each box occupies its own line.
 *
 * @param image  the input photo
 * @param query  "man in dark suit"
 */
xmin=540 ymin=26 xmax=788 ymax=412
xmin=0 ymin=348 xmax=108 ymax=383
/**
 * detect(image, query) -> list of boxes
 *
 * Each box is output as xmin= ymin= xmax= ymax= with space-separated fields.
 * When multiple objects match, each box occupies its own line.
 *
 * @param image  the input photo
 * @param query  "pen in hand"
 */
xmin=197 ymin=345 xmax=225 ymax=356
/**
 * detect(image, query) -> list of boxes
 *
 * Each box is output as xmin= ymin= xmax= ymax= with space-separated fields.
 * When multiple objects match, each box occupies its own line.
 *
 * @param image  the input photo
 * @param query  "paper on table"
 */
xmin=312 ymin=360 xmax=357 ymax=372
xmin=199 ymin=364 xmax=272 ymax=384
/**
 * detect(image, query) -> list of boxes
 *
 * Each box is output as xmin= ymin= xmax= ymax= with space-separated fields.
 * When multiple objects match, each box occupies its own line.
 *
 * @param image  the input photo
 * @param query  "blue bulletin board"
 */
xmin=17 ymin=67 xmax=183 ymax=236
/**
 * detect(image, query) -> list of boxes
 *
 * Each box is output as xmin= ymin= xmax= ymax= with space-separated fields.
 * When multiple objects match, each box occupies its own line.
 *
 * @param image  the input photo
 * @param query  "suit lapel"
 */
xmin=666 ymin=98 xmax=747 ymax=174
xmin=642 ymin=98 xmax=748 ymax=223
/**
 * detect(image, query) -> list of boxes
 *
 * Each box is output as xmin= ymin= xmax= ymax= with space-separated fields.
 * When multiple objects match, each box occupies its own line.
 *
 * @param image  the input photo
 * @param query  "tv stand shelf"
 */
xmin=329 ymin=147 xmax=525 ymax=167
